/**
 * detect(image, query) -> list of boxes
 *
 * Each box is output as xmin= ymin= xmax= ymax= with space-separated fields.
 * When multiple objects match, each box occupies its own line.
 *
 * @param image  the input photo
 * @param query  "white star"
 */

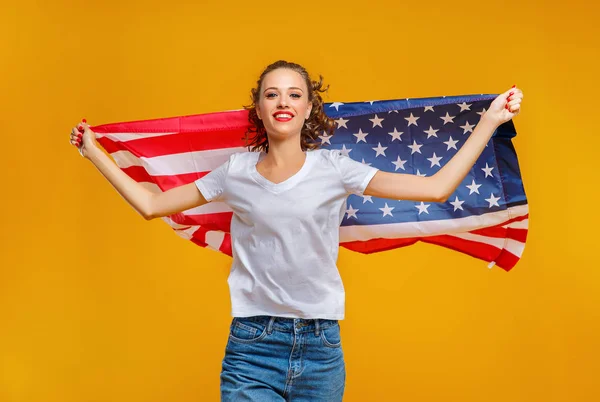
xmin=346 ymin=204 xmax=359 ymax=219
xmin=415 ymin=201 xmax=430 ymax=215
xmin=339 ymin=144 xmax=352 ymax=157
xmin=392 ymin=156 xmax=407 ymax=171
xmin=457 ymin=102 xmax=472 ymax=112
xmin=466 ymin=179 xmax=482 ymax=195
xmin=372 ymin=142 xmax=388 ymax=157
xmin=450 ymin=196 xmax=465 ymax=211
xmin=405 ymin=113 xmax=420 ymax=126
xmin=460 ymin=121 xmax=476 ymax=134
xmin=427 ymin=152 xmax=443 ymax=168
xmin=388 ymin=127 xmax=404 ymax=142
xmin=485 ymin=193 xmax=501 ymax=208
xmin=365 ymin=100 xmax=378 ymax=105
xmin=388 ymin=109 xmax=399 ymax=114
xmin=330 ymin=102 xmax=344 ymax=111
xmin=362 ymin=195 xmax=373 ymax=204
xmin=379 ymin=202 xmax=394 ymax=217
xmin=416 ymin=169 xmax=427 ymax=177
xmin=353 ymin=128 xmax=369 ymax=143
xmin=361 ymin=158 xmax=372 ymax=166
xmin=476 ymin=108 xmax=487 ymax=116
xmin=424 ymin=106 xmax=435 ymax=112
xmin=407 ymin=140 xmax=423 ymax=154
xmin=443 ymin=136 xmax=459 ymax=150
xmin=335 ymin=117 xmax=349 ymax=129
xmin=481 ymin=163 xmax=494 ymax=178
xmin=440 ymin=112 xmax=456 ymax=125
xmin=319 ymin=133 xmax=333 ymax=145
xmin=424 ymin=126 xmax=439 ymax=138
xmin=369 ymin=114 xmax=384 ymax=128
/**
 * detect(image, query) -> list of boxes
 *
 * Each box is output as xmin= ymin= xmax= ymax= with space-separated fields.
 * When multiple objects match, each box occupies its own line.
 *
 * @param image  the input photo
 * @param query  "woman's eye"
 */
xmin=266 ymin=93 xmax=277 ymax=98
xmin=290 ymin=93 xmax=301 ymax=99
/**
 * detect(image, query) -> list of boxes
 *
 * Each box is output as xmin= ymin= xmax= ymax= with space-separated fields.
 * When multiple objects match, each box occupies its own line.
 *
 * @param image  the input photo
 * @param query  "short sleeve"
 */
xmin=327 ymin=149 xmax=379 ymax=195
xmin=194 ymin=154 xmax=233 ymax=202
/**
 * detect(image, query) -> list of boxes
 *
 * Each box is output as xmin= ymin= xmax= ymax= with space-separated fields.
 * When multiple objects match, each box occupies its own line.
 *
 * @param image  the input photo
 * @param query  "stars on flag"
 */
xmin=369 ymin=114 xmax=384 ymax=128
xmin=405 ymin=113 xmax=420 ymax=126
xmin=427 ymin=152 xmax=443 ymax=168
xmin=319 ymin=132 xmax=333 ymax=145
xmin=457 ymin=102 xmax=472 ymax=112
xmin=460 ymin=121 xmax=476 ymax=134
xmin=408 ymin=140 xmax=423 ymax=154
xmin=485 ymin=193 xmax=500 ymax=208
xmin=424 ymin=126 xmax=439 ymax=138
xmin=372 ymin=142 xmax=388 ymax=157
xmin=346 ymin=204 xmax=359 ymax=219
xmin=379 ymin=203 xmax=394 ymax=217
xmin=415 ymin=202 xmax=430 ymax=215
xmin=335 ymin=117 xmax=349 ymax=129
xmin=353 ymin=128 xmax=369 ymax=143
xmin=327 ymin=97 xmax=504 ymax=223
xmin=339 ymin=144 xmax=352 ymax=157
xmin=440 ymin=112 xmax=455 ymax=125
xmin=450 ymin=196 xmax=465 ymax=211
xmin=444 ymin=136 xmax=459 ymax=150
xmin=466 ymin=179 xmax=482 ymax=195
xmin=388 ymin=127 xmax=404 ymax=141
xmin=330 ymin=102 xmax=344 ymax=111
xmin=392 ymin=156 xmax=407 ymax=171
xmin=481 ymin=163 xmax=494 ymax=178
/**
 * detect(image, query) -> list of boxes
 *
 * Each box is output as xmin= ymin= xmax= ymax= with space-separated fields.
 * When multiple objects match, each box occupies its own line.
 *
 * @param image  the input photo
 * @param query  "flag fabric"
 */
xmin=91 ymin=93 xmax=528 ymax=271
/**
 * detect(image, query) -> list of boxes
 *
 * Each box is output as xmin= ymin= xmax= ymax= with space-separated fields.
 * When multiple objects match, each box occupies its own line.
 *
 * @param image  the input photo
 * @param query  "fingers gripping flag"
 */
xmin=91 ymin=94 xmax=528 ymax=271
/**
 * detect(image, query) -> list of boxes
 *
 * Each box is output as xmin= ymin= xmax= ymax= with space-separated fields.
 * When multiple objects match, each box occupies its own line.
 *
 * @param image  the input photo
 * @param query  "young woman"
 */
xmin=69 ymin=60 xmax=523 ymax=401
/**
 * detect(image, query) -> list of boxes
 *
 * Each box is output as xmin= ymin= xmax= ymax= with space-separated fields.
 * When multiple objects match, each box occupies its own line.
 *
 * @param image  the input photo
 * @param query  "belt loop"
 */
xmin=267 ymin=316 xmax=276 ymax=334
xmin=314 ymin=319 xmax=320 ymax=337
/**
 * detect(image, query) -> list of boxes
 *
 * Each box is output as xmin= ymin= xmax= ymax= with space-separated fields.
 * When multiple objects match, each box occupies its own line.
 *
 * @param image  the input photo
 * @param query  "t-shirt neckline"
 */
xmin=250 ymin=151 xmax=314 ymax=194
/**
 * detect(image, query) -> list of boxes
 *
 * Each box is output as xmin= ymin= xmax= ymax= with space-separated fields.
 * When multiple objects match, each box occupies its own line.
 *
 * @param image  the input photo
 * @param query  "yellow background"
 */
xmin=1 ymin=0 xmax=599 ymax=401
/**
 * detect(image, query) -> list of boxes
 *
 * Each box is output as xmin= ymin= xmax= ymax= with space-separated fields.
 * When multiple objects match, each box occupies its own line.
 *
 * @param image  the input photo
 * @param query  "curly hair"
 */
xmin=244 ymin=60 xmax=335 ymax=153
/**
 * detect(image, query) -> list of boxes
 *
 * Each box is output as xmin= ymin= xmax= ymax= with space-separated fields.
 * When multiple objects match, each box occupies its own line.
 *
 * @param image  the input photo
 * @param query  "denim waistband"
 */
xmin=233 ymin=315 xmax=339 ymax=336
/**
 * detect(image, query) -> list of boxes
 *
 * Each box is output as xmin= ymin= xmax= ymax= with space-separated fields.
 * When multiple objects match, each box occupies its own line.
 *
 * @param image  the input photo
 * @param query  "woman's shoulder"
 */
xmin=310 ymin=148 xmax=340 ymax=161
xmin=310 ymin=148 xmax=349 ymax=167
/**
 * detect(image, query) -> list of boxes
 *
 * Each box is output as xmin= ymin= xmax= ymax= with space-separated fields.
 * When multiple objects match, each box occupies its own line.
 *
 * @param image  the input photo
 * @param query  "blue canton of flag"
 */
xmin=323 ymin=94 xmax=528 ymax=271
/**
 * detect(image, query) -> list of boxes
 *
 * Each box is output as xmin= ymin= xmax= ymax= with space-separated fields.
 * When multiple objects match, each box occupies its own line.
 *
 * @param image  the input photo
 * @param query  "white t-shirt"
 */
xmin=195 ymin=148 xmax=378 ymax=319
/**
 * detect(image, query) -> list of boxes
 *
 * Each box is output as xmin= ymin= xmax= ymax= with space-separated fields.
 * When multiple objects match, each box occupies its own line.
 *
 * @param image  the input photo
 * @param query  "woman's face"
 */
xmin=256 ymin=68 xmax=312 ymax=142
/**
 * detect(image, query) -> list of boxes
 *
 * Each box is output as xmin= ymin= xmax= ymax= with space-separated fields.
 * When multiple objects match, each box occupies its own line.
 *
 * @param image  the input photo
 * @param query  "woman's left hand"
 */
xmin=483 ymin=86 xmax=524 ymax=127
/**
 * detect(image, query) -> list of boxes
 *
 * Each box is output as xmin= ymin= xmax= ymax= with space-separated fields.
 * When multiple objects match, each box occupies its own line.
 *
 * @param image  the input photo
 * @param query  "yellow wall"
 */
xmin=1 ymin=0 xmax=598 ymax=401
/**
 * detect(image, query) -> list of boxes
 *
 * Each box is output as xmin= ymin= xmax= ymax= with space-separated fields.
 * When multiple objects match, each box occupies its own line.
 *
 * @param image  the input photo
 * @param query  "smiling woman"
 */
xmin=244 ymin=60 xmax=336 ymax=153
xmin=69 ymin=58 xmax=523 ymax=402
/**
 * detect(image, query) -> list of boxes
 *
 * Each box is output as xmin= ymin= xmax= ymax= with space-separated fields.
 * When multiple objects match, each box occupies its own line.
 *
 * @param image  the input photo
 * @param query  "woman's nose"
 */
xmin=277 ymin=96 xmax=288 ymax=107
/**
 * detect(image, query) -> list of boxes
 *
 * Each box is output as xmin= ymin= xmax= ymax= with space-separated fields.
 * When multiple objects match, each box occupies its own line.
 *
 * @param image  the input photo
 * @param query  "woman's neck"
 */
xmin=263 ymin=140 xmax=306 ymax=168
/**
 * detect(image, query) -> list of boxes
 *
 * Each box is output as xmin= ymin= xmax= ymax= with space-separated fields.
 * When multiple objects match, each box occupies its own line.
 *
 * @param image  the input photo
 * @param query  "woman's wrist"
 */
xmin=85 ymin=145 xmax=103 ymax=162
xmin=479 ymin=113 xmax=502 ymax=132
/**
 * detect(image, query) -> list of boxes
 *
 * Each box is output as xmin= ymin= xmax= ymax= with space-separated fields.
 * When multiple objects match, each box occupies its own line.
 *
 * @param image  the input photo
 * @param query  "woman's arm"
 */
xmin=364 ymin=86 xmax=523 ymax=203
xmin=70 ymin=122 xmax=208 ymax=220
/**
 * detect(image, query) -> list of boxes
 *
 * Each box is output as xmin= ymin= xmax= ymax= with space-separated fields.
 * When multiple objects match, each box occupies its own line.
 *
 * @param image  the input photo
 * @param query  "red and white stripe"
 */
xmin=91 ymin=109 xmax=528 ymax=271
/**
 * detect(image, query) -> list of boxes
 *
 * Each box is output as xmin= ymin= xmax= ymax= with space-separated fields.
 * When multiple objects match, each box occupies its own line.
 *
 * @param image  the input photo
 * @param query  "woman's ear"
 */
xmin=305 ymin=102 xmax=312 ymax=119
xmin=256 ymin=106 xmax=262 ymax=120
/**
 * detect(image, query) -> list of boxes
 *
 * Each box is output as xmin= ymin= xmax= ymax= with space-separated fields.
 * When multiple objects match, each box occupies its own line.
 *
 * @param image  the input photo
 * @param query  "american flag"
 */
xmin=91 ymin=94 xmax=528 ymax=271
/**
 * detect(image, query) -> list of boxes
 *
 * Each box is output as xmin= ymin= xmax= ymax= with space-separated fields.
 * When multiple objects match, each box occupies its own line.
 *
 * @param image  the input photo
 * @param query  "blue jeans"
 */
xmin=220 ymin=315 xmax=346 ymax=401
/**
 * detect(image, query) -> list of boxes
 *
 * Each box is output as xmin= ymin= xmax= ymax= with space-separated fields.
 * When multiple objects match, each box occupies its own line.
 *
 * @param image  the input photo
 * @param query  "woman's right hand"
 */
xmin=69 ymin=120 xmax=99 ymax=159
